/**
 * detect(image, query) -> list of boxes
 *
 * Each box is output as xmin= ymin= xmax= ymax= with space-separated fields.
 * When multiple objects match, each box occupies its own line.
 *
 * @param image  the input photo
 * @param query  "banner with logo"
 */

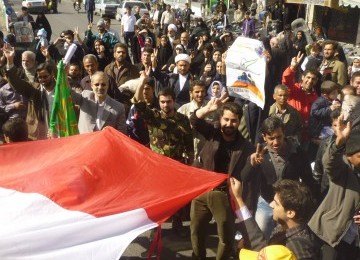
xmin=226 ymin=37 xmax=266 ymax=109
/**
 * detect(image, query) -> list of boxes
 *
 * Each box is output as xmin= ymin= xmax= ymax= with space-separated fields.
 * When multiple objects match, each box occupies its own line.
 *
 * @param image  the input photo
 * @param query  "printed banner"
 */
xmin=226 ymin=37 xmax=266 ymax=109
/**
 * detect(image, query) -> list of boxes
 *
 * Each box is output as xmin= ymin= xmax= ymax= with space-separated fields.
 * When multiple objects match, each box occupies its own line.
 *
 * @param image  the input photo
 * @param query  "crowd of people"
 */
xmin=1 ymin=1 xmax=360 ymax=259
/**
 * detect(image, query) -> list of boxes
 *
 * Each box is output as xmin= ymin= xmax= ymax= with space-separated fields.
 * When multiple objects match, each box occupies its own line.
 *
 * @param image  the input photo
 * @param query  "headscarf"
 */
xmin=207 ymin=80 xmax=226 ymax=98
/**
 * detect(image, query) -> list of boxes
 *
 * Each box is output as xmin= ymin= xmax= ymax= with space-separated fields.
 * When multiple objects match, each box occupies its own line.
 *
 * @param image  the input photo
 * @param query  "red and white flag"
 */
xmin=0 ymin=127 xmax=227 ymax=259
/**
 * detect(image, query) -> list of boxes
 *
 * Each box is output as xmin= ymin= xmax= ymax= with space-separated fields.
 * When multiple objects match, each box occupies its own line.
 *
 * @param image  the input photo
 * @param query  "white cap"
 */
xmin=167 ymin=23 xmax=177 ymax=32
xmin=175 ymin=53 xmax=191 ymax=64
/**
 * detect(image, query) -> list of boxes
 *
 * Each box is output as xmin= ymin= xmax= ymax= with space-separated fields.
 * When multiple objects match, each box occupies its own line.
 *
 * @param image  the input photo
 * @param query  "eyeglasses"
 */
xmin=93 ymin=83 xmax=107 ymax=87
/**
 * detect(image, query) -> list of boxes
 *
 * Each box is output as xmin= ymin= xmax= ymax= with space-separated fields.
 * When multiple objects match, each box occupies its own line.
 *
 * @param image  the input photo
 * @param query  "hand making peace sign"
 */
xmin=250 ymin=143 xmax=267 ymax=166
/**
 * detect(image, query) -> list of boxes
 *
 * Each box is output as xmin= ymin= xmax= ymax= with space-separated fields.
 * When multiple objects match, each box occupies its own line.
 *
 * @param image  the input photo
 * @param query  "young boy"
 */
xmin=309 ymin=80 xmax=341 ymax=141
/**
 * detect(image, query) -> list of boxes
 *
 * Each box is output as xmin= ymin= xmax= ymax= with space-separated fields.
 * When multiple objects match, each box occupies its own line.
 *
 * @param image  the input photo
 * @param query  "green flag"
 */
xmin=49 ymin=60 xmax=79 ymax=137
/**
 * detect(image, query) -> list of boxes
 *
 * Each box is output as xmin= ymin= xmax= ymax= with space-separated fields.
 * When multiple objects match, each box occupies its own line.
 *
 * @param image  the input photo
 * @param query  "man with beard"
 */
xmin=178 ymin=80 xmax=208 ymax=160
xmin=133 ymin=74 xmax=194 ymax=236
xmin=189 ymin=99 xmax=256 ymax=260
xmin=104 ymin=43 xmax=139 ymax=111
xmin=157 ymin=53 xmax=193 ymax=109
xmin=319 ymin=40 xmax=347 ymax=87
xmin=20 ymin=51 xmax=37 ymax=83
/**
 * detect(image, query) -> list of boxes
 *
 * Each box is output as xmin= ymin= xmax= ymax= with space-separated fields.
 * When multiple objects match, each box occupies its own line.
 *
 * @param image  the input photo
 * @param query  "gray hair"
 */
xmin=273 ymin=84 xmax=288 ymax=94
xmin=22 ymin=51 xmax=36 ymax=61
xmin=90 ymin=71 xmax=109 ymax=85
xmin=83 ymin=54 xmax=98 ymax=64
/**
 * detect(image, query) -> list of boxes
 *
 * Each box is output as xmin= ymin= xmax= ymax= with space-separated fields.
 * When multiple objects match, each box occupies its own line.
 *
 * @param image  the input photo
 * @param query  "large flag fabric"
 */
xmin=0 ymin=127 xmax=227 ymax=259
xmin=226 ymin=37 xmax=266 ymax=109
xmin=49 ymin=60 xmax=79 ymax=137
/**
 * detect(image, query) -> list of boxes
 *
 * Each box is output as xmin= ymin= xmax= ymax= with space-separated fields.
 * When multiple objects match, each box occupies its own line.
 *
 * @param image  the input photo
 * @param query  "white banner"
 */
xmin=339 ymin=0 xmax=359 ymax=7
xmin=226 ymin=37 xmax=266 ymax=109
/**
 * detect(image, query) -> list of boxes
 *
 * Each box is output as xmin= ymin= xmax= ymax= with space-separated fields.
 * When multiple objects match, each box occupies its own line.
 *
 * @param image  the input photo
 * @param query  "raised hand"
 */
xmin=229 ymin=177 xmax=242 ymax=200
xmin=205 ymin=91 xmax=229 ymax=112
xmin=290 ymin=51 xmax=304 ymax=69
xmin=2 ymin=43 xmax=15 ymax=62
xmin=250 ymin=143 xmax=267 ymax=166
xmin=40 ymin=46 xmax=50 ymax=59
xmin=335 ymin=114 xmax=352 ymax=148
xmin=228 ymin=177 xmax=245 ymax=209
xmin=74 ymin=26 xmax=79 ymax=36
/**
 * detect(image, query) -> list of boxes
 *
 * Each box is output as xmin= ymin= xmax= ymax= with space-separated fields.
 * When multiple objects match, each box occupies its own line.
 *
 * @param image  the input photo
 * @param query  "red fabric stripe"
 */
xmin=0 ymin=127 xmax=226 ymax=223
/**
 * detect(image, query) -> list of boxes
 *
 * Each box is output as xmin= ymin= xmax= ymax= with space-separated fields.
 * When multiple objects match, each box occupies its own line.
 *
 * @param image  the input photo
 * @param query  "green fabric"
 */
xmin=49 ymin=60 xmax=79 ymax=137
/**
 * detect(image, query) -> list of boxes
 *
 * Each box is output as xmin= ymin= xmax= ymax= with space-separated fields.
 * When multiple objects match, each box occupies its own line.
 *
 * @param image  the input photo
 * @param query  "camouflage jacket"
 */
xmin=135 ymin=102 xmax=194 ymax=163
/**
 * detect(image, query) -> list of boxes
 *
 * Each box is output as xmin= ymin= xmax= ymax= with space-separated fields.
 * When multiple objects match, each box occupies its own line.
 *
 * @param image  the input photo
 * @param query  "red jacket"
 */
xmin=282 ymin=67 xmax=318 ymax=140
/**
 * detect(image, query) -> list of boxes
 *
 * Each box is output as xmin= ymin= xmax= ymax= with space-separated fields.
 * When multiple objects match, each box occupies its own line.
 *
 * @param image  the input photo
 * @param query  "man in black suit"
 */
xmin=156 ymin=53 xmax=192 ymax=110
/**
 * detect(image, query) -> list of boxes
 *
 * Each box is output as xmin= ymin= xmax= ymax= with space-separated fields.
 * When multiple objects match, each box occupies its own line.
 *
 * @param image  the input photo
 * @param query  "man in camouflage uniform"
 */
xmin=133 ymin=74 xmax=194 ymax=236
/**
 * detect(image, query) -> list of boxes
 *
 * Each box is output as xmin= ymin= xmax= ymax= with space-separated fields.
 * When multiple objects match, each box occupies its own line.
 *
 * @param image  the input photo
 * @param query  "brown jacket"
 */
xmin=320 ymin=58 xmax=347 ymax=87
xmin=104 ymin=61 xmax=139 ymax=87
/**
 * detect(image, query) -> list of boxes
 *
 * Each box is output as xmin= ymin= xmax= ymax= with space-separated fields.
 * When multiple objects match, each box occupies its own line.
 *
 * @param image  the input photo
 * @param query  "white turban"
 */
xmin=167 ymin=23 xmax=177 ymax=32
xmin=175 ymin=53 xmax=191 ymax=64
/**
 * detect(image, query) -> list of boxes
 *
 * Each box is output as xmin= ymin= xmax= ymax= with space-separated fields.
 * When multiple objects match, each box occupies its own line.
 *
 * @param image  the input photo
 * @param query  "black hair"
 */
xmin=2 ymin=118 xmax=28 ymax=142
xmin=158 ymin=88 xmax=176 ymax=100
xmin=113 ymin=43 xmax=128 ymax=54
xmin=260 ymin=117 xmax=284 ymax=135
xmin=273 ymin=179 xmax=315 ymax=223
xmin=219 ymin=102 xmax=243 ymax=121
xmin=190 ymin=80 xmax=206 ymax=92
xmin=142 ymin=47 xmax=154 ymax=54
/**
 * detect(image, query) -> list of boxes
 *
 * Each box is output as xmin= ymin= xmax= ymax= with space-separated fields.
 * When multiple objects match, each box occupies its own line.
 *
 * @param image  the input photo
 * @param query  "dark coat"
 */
xmin=190 ymin=113 xmax=257 ymax=211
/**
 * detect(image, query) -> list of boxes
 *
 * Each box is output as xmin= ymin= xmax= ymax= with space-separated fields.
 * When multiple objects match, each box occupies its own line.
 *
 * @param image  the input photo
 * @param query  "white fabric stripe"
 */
xmin=0 ymin=188 xmax=157 ymax=259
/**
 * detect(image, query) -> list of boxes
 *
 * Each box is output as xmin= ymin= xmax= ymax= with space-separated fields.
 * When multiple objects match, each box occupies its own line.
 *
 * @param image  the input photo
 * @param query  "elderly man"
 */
xmin=81 ymin=54 xmax=122 ymax=103
xmin=20 ymin=51 xmax=37 ymax=83
xmin=73 ymin=71 xmax=126 ymax=134
xmin=167 ymin=23 xmax=178 ymax=48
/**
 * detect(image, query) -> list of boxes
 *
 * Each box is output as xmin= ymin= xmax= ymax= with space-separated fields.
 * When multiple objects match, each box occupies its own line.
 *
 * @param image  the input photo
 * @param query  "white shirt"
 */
xmin=121 ymin=14 xmax=136 ymax=32
xmin=179 ymin=73 xmax=188 ymax=91
xmin=95 ymin=101 xmax=105 ymax=131
xmin=152 ymin=10 xmax=159 ymax=23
